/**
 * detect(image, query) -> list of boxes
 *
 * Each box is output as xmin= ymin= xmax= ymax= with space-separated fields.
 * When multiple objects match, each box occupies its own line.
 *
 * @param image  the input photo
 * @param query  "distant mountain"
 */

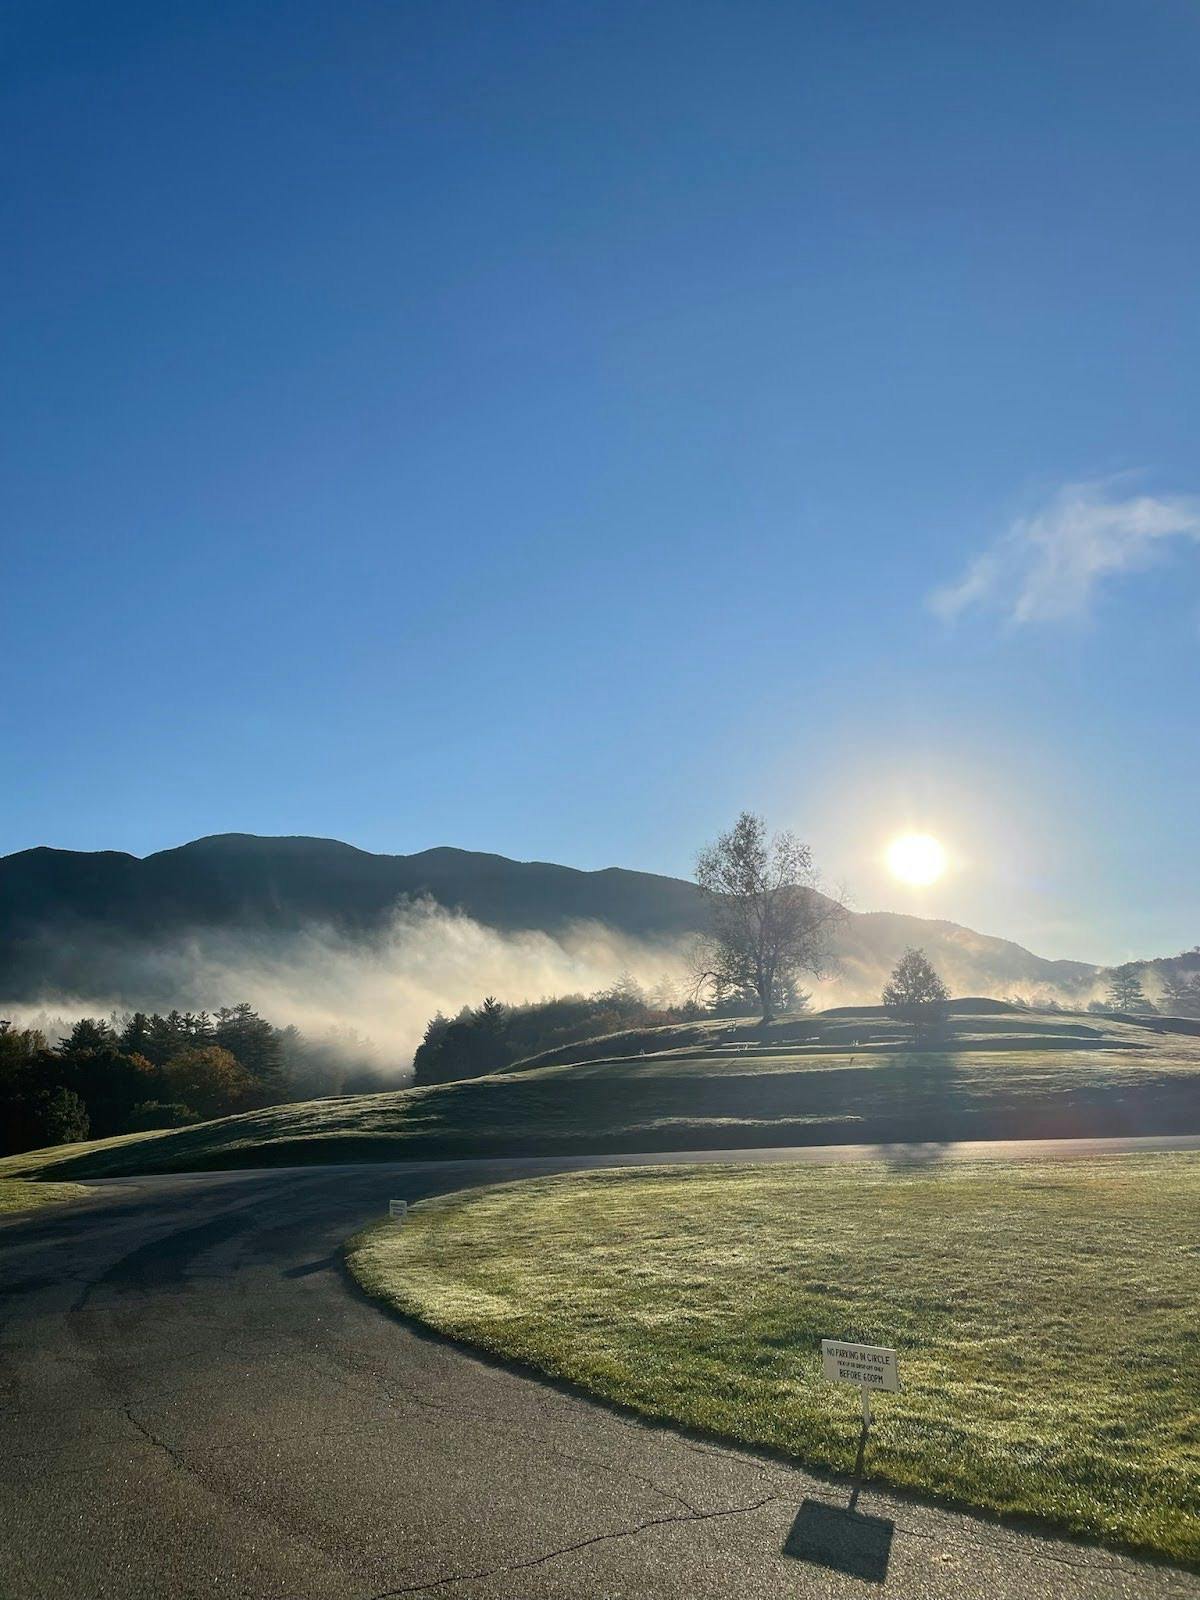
xmin=0 ymin=832 xmax=1098 ymax=1004
xmin=836 ymin=910 xmax=1096 ymax=999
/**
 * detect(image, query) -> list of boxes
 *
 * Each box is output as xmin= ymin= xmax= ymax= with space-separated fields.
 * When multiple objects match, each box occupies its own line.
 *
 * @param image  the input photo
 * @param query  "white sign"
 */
xmin=389 ymin=1199 xmax=408 ymax=1222
xmin=821 ymin=1340 xmax=900 ymax=1393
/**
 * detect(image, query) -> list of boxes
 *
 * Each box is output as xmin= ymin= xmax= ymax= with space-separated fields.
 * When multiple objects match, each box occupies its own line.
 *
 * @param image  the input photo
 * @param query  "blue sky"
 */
xmin=3 ymin=0 xmax=1198 ymax=963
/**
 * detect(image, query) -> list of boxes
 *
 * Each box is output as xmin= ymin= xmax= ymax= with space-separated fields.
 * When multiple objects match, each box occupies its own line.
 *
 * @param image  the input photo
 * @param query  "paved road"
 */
xmin=2 ymin=1136 xmax=1197 ymax=1599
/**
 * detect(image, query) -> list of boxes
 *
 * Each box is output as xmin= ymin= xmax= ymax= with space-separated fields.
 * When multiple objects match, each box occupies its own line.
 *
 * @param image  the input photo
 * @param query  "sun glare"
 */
xmin=886 ymin=832 xmax=947 ymax=887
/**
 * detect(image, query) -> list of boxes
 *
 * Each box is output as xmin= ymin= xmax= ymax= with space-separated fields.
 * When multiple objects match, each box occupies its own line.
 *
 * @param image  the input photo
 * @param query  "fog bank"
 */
xmin=2 ymin=895 xmax=1124 ymax=1074
xmin=1 ymin=898 xmax=692 ymax=1071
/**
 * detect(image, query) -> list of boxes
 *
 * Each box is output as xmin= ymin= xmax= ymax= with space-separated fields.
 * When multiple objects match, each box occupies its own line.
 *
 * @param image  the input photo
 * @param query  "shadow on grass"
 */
xmin=871 ymin=1050 xmax=961 ymax=1168
xmin=783 ymin=1498 xmax=894 ymax=1584
xmin=872 ymin=1139 xmax=952 ymax=1168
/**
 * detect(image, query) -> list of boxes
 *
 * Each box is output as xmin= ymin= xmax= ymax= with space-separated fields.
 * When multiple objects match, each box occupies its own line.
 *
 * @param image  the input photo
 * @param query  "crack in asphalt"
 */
xmin=364 ymin=1494 xmax=785 ymax=1597
xmin=87 ymin=1406 xmax=1169 ymax=1593
xmin=520 ymin=1400 xmax=1148 ymax=1578
xmin=286 ymin=1340 xmax=1138 ymax=1577
xmin=296 ymin=1341 xmax=751 ymax=1469
xmin=296 ymin=1350 xmax=708 ymax=1516
xmin=50 ymin=1348 xmax=744 ymax=1537
xmin=539 ymin=1442 xmax=704 ymax=1517
xmin=304 ymin=1340 xmax=749 ymax=1509
xmin=122 ymin=1404 xmax=198 ymax=1479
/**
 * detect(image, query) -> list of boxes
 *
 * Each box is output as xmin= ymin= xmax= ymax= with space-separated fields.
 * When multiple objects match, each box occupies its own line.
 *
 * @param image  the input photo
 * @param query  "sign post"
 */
xmin=820 ymin=1340 xmax=900 ymax=1484
xmin=389 ymin=1199 xmax=408 ymax=1223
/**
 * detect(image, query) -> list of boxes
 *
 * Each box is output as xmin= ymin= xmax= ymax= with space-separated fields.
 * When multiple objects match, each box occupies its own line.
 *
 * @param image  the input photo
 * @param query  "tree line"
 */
xmin=1093 ymin=957 xmax=1200 ymax=1017
xmin=0 ymin=1004 xmax=385 ymax=1156
xmin=413 ymin=977 xmax=707 ymax=1086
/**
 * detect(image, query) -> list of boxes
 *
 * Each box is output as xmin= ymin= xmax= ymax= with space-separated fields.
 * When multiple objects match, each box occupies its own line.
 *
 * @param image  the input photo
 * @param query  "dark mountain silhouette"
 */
xmin=0 ymin=832 xmax=1097 ymax=1003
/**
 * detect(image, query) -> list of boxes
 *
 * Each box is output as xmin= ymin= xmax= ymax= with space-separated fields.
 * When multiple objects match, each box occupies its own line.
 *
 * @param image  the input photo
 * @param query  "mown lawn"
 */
xmin=3 ymin=1007 xmax=1197 ymax=1182
xmin=347 ymin=1153 xmax=1200 ymax=1566
xmin=0 ymin=1178 xmax=91 ymax=1214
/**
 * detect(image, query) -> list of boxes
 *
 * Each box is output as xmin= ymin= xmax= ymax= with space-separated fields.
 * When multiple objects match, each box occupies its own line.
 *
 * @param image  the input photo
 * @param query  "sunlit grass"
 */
xmin=0 ymin=1178 xmax=90 ymax=1214
xmin=347 ymin=1153 xmax=1200 ymax=1565
xmin=1 ymin=1007 xmax=1197 ymax=1181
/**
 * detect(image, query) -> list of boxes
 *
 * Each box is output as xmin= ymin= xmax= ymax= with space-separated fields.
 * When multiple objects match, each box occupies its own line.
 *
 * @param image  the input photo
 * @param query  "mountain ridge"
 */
xmin=0 ymin=830 xmax=1099 ymax=1004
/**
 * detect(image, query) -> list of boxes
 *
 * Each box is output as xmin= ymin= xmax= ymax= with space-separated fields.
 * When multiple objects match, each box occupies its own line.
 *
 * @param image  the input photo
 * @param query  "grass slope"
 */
xmin=3 ymin=1005 xmax=1199 ymax=1181
xmin=0 ymin=1178 xmax=91 ymax=1214
xmin=346 ymin=1153 xmax=1200 ymax=1566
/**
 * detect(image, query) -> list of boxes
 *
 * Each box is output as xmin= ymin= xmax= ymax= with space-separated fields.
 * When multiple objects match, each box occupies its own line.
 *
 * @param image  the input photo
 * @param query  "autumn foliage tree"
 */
xmin=162 ymin=1046 xmax=256 ymax=1120
xmin=1 ymin=1000 xmax=307 ymax=1157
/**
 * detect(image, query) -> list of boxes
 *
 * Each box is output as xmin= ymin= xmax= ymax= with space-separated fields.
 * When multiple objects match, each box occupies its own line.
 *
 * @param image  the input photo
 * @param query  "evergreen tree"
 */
xmin=1104 ymin=966 xmax=1151 ymax=1012
xmin=118 ymin=1012 xmax=154 ymax=1057
xmin=182 ymin=1011 xmax=216 ymax=1044
xmin=477 ymin=996 xmax=507 ymax=1031
xmin=882 ymin=948 xmax=950 ymax=1039
xmin=1159 ymin=968 xmax=1200 ymax=1017
xmin=600 ymin=974 xmax=646 ymax=1016
xmin=145 ymin=1011 xmax=190 ymax=1067
xmin=59 ymin=1017 xmax=116 ymax=1055
xmin=214 ymin=1004 xmax=288 ymax=1100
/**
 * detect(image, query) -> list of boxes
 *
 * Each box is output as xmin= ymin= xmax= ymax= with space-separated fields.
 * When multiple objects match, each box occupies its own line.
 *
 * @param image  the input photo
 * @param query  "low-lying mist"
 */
xmin=2 ymin=896 xmax=1124 ymax=1080
xmin=1 ymin=899 xmax=694 ymax=1074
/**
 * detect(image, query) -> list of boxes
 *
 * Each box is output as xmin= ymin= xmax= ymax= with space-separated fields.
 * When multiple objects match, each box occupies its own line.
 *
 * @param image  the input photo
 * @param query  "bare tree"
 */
xmin=693 ymin=812 xmax=845 ymax=1022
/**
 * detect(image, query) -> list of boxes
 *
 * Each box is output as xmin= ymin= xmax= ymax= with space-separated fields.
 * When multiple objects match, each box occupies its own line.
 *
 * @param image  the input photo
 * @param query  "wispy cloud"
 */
xmin=930 ymin=481 xmax=1200 ymax=624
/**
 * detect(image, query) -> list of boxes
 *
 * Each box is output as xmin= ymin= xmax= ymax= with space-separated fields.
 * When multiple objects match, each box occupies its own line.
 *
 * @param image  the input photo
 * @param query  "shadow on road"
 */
xmin=283 ymin=1251 xmax=340 ymax=1278
xmin=783 ymin=1497 xmax=895 ymax=1584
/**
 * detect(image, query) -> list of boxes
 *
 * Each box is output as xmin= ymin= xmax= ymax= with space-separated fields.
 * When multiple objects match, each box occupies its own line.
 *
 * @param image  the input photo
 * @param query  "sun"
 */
xmin=886 ymin=832 xmax=947 ymax=887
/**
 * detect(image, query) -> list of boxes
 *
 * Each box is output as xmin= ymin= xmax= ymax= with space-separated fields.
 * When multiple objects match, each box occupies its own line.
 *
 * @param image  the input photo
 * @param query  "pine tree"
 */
xmin=58 ymin=1017 xmax=116 ymax=1056
xmin=882 ymin=948 xmax=950 ymax=1039
xmin=144 ymin=1011 xmax=190 ymax=1067
xmin=1104 ymin=967 xmax=1151 ymax=1012
xmin=476 ymin=996 xmax=507 ymax=1031
xmin=182 ymin=1011 xmax=216 ymax=1044
xmin=214 ymin=1004 xmax=288 ymax=1101
xmin=118 ymin=1012 xmax=154 ymax=1057
xmin=1159 ymin=967 xmax=1200 ymax=1017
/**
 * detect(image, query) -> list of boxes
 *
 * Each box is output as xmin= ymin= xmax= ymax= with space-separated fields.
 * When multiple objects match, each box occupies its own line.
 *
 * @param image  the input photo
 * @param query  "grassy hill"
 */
xmin=0 ymin=1178 xmax=90 ymax=1213
xmin=4 ymin=1002 xmax=1198 ymax=1182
